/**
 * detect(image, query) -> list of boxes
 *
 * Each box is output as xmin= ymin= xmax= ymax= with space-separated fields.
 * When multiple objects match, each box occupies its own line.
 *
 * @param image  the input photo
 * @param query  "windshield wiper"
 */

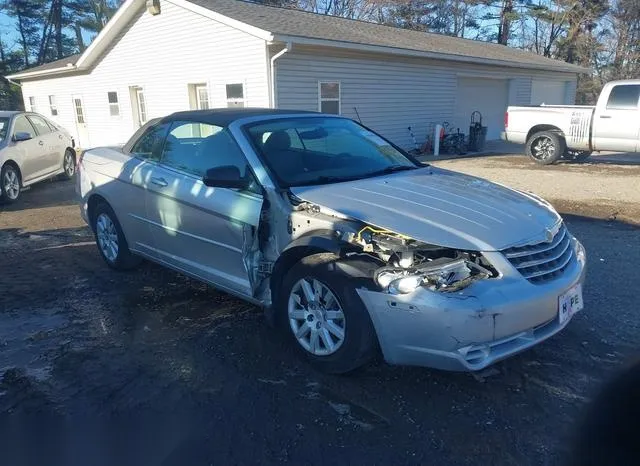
xmin=291 ymin=165 xmax=418 ymax=187
xmin=363 ymin=165 xmax=417 ymax=178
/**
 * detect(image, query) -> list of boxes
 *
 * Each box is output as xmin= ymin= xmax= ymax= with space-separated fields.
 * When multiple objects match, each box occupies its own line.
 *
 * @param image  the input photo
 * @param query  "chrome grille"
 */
xmin=502 ymin=225 xmax=574 ymax=284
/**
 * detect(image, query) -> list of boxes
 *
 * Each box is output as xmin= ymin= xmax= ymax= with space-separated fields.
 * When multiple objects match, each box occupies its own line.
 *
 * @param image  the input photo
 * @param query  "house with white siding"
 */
xmin=6 ymin=0 xmax=588 ymax=150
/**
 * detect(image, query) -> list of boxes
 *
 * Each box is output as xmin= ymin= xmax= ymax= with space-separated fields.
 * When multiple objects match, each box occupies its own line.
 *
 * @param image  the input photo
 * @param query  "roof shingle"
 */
xmin=14 ymin=53 xmax=81 ymax=75
xmin=189 ymin=0 xmax=586 ymax=73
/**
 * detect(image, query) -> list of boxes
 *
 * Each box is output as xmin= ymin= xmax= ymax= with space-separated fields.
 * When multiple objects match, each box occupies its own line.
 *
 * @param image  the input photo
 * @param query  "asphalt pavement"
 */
xmin=0 ymin=169 xmax=638 ymax=466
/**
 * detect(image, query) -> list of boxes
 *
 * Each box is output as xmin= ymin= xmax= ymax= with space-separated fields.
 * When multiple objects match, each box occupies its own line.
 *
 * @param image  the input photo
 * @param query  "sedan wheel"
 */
xmin=92 ymin=202 xmax=142 ymax=270
xmin=1 ymin=165 xmax=21 ymax=202
xmin=288 ymin=278 xmax=346 ymax=356
xmin=96 ymin=212 xmax=119 ymax=263
xmin=63 ymin=150 xmax=76 ymax=178
xmin=280 ymin=253 xmax=379 ymax=374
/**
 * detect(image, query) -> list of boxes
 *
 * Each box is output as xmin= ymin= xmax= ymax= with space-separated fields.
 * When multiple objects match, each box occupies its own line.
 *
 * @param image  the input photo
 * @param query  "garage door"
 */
xmin=531 ymin=80 xmax=567 ymax=105
xmin=454 ymin=78 xmax=508 ymax=140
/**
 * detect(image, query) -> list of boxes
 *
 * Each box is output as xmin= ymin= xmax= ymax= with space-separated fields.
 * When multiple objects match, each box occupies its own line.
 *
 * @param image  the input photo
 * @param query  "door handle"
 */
xmin=150 ymin=177 xmax=168 ymax=187
xmin=599 ymin=115 xmax=612 ymax=119
xmin=38 ymin=140 xmax=44 ymax=145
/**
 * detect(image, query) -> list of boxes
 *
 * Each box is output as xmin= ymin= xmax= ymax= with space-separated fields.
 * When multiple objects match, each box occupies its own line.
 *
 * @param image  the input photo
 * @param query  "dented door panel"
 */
xmin=144 ymin=164 xmax=262 ymax=297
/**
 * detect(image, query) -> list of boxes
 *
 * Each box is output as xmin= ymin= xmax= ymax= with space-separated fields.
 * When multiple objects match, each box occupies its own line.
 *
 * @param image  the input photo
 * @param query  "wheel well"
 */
xmin=2 ymin=160 xmax=22 ymax=185
xmin=527 ymin=125 xmax=564 ymax=142
xmin=86 ymin=193 xmax=108 ymax=228
xmin=269 ymin=245 xmax=327 ymax=308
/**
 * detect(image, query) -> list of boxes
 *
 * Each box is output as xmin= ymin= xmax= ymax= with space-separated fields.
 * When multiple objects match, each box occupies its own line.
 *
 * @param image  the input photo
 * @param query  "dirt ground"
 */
xmin=1 ymin=161 xmax=639 ymax=465
xmin=429 ymin=152 xmax=640 ymax=225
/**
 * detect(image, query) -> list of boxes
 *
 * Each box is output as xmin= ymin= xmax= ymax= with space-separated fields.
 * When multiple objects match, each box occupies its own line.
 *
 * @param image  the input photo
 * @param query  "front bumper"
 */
xmin=357 ymin=239 xmax=587 ymax=371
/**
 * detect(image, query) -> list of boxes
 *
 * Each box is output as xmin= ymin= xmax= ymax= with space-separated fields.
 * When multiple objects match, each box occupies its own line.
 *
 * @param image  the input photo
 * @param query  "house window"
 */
xmin=48 ymin=96 xmax=58 ymax=116
xmin=226 ymin=83 xmax=244 ymax=108
xmin=28 ymin=96 xmax=37 ymax=112
xmin=319 ymin=81 xmax=340 ymax=114
xmin=108 ymin=92 xmax=120 ymax=116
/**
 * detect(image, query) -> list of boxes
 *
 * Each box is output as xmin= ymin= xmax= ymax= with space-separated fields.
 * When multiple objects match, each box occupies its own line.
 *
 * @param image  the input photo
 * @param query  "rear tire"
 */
xmin=59 ymin=149 xmax=76 ymax=180
xmin=278 ymin=253 xmax=379 ymax=374
xmin=92 ymin=202 xmax=142 ymax=270
xmin=526 ymin=131 xmax=565 ymax=165
xmin=0 ymin=164 xmax=21 ymax=204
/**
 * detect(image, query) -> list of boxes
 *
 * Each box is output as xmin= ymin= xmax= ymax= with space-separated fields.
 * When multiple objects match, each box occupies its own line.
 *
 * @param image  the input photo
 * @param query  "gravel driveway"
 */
xmin=429 ymin=153 xmax=640 ymax=225
xmin=1 ymin=173 xmax=639 ymax=465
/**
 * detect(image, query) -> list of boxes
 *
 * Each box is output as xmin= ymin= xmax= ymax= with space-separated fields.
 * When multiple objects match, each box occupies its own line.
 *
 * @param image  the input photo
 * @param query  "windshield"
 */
xmin=0 ymin=117 xmax=8 ymax=142
xmin=244 ymin=117 xmax=417 ymax=187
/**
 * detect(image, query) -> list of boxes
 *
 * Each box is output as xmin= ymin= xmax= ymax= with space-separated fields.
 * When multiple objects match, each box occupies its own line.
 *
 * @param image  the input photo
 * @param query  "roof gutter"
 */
xmin=5 ymin=64 xmax=77 ymax=80
xmin=271 ymin=34 xmax=591 ymax=74
xmin=269 ymin=42 xmax=292 ymax=108
xmin=5 ymin=76 xmax=22 ymax=87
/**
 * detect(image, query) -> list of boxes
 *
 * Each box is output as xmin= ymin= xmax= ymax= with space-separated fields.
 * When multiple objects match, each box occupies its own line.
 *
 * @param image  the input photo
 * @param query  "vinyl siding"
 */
xmin=20 ymin=0 xmax=269 ymax=148
xmin=275 ymin=47 xmax=578 ymax=148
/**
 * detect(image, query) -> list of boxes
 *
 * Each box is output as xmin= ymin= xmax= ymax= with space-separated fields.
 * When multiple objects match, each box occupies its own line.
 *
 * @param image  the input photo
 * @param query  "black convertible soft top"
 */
xmin=164 ymin=108 xmax=317 ymax=127
xmin=122 ymin=108 xmax=319 ymax=153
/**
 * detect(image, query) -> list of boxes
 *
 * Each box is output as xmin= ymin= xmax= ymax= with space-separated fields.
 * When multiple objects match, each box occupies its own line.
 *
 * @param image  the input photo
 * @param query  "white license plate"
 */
xmin=558 ymin=284 xmax=584 ymax=325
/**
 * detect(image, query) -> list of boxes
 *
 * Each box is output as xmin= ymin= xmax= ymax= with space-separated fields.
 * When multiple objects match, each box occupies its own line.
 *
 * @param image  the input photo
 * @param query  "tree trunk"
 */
xmin=498 ymin=0 xmax=513 ymax=45
xmin=54 ymin=0 xmax=63 ymax=59
xmin=74 ymin=24 xmax=86 ymax=52
xmin=16 ymin=12 xmax=30 ymax=67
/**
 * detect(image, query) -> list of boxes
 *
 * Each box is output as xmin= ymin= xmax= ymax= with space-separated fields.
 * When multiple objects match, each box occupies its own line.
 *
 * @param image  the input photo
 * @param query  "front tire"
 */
xmin=92 ymin=202 xmax=142 ymax=270
xmin=60 ymin=149 xmax=76 ymax=180
xmin=526 ymin=131 xmax=566 ymax=165
xmin=0 ymin=164 xmax=21 ymax=204
xmin=279 ymin=253 xmax=379 ymax=374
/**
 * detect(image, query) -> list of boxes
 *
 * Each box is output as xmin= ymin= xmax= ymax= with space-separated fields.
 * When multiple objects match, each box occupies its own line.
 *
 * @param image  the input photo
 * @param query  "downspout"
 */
xmin=269 ymin=41 xmax=292 ymax=108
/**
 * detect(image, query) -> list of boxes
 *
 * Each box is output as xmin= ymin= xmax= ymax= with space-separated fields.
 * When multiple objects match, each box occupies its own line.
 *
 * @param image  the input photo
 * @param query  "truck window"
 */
xmin=606 ymin=85 xmax=640 ymax=110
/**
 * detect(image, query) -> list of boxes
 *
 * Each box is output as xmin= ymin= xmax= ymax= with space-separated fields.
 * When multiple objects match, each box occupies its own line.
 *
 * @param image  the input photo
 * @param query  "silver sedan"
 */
xmin=78 ymin=109 xmax=587 ymax=374
xmin=0 ymin=111 xmax=76 ymax=203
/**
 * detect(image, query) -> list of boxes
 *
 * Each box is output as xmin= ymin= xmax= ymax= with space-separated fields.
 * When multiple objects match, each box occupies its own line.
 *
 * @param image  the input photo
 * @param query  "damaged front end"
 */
xmin=346 ymin=226 xmax=499 ymax=295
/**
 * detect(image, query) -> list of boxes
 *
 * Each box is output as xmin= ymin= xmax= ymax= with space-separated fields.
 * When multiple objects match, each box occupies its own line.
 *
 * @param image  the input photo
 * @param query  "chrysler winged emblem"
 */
xmin=545 ymin=228 xmax=554 ymax=243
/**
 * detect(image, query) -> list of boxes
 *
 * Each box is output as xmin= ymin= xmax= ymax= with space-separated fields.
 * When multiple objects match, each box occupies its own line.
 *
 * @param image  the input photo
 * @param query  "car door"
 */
xmin=144 ymin=120 xmax=263 ymax=297
xmin=10 ymin=115 xmax=48 ymax=183
xmin=27 ymin=114 xmax=61 ymax=174
xmin=593 ymin=84 xmax=640 ymax=152
xmin=117 ymin=121 xmax=172 ymax=255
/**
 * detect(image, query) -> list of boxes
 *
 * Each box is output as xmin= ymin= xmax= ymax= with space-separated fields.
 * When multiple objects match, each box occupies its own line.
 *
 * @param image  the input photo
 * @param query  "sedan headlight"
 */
xmin=376 ymin=258 xmax=493 ymax=295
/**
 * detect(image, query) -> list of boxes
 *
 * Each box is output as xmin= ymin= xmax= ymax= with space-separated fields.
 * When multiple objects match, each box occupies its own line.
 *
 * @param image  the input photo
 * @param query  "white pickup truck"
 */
xmin=503 ymin=80 xmax=640 ymax=164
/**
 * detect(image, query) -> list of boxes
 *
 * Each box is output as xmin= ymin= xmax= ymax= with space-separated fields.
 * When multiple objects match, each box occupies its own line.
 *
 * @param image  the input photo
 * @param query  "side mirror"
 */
xmin=202 ymin=165 xmax=251 ymax=190
xmin=13 ymin=131 xmax=32 ymax=142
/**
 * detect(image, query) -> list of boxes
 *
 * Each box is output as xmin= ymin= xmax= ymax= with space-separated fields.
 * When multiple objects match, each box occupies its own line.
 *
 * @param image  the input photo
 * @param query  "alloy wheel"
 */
xmin=3 ymin=168 xmax=20 ymax=200
xmin=64 ymin=151 xmax=75 ymax=177
xmin=96 ymin=213 xmax=119 ymax=262
xmin=531 ymin=136 xmax=556 ymax=161
xmin=288 ymin=278 xmax=346 ymax=356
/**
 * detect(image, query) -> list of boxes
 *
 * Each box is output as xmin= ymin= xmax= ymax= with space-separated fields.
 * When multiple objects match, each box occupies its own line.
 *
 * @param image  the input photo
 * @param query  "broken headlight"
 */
xmin=375 ymin=258 xmax=494 ymax=295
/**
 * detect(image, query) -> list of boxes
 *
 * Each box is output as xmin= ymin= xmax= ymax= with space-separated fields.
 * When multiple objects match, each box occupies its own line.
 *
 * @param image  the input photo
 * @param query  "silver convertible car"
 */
xmin=78 ymin=109 xmax=586 ymax=373
xmin=0 ymin=111 xmax=76 ymax=203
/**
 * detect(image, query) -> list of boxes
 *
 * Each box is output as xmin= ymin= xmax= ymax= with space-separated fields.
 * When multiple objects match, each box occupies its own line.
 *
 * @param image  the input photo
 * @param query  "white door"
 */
xmin=531 ymin=80 xmax=567 ymax=105
xmin=593 ymin=83 xmax=640 ymax=152
xmin=72 ymin=95 xmax=90 ymax=148
xmin=455 ymin=78 xmax=508 ymax=140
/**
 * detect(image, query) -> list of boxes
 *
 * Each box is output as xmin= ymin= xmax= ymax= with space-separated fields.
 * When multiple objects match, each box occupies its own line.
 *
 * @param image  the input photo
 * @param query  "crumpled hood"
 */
xmin=290 ymin=166 xmax=561 ymax=251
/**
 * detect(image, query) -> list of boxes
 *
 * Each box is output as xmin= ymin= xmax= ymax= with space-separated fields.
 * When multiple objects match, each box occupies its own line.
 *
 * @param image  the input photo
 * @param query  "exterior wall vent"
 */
xmin=146 ymin=0 xmax=161 ymax=15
